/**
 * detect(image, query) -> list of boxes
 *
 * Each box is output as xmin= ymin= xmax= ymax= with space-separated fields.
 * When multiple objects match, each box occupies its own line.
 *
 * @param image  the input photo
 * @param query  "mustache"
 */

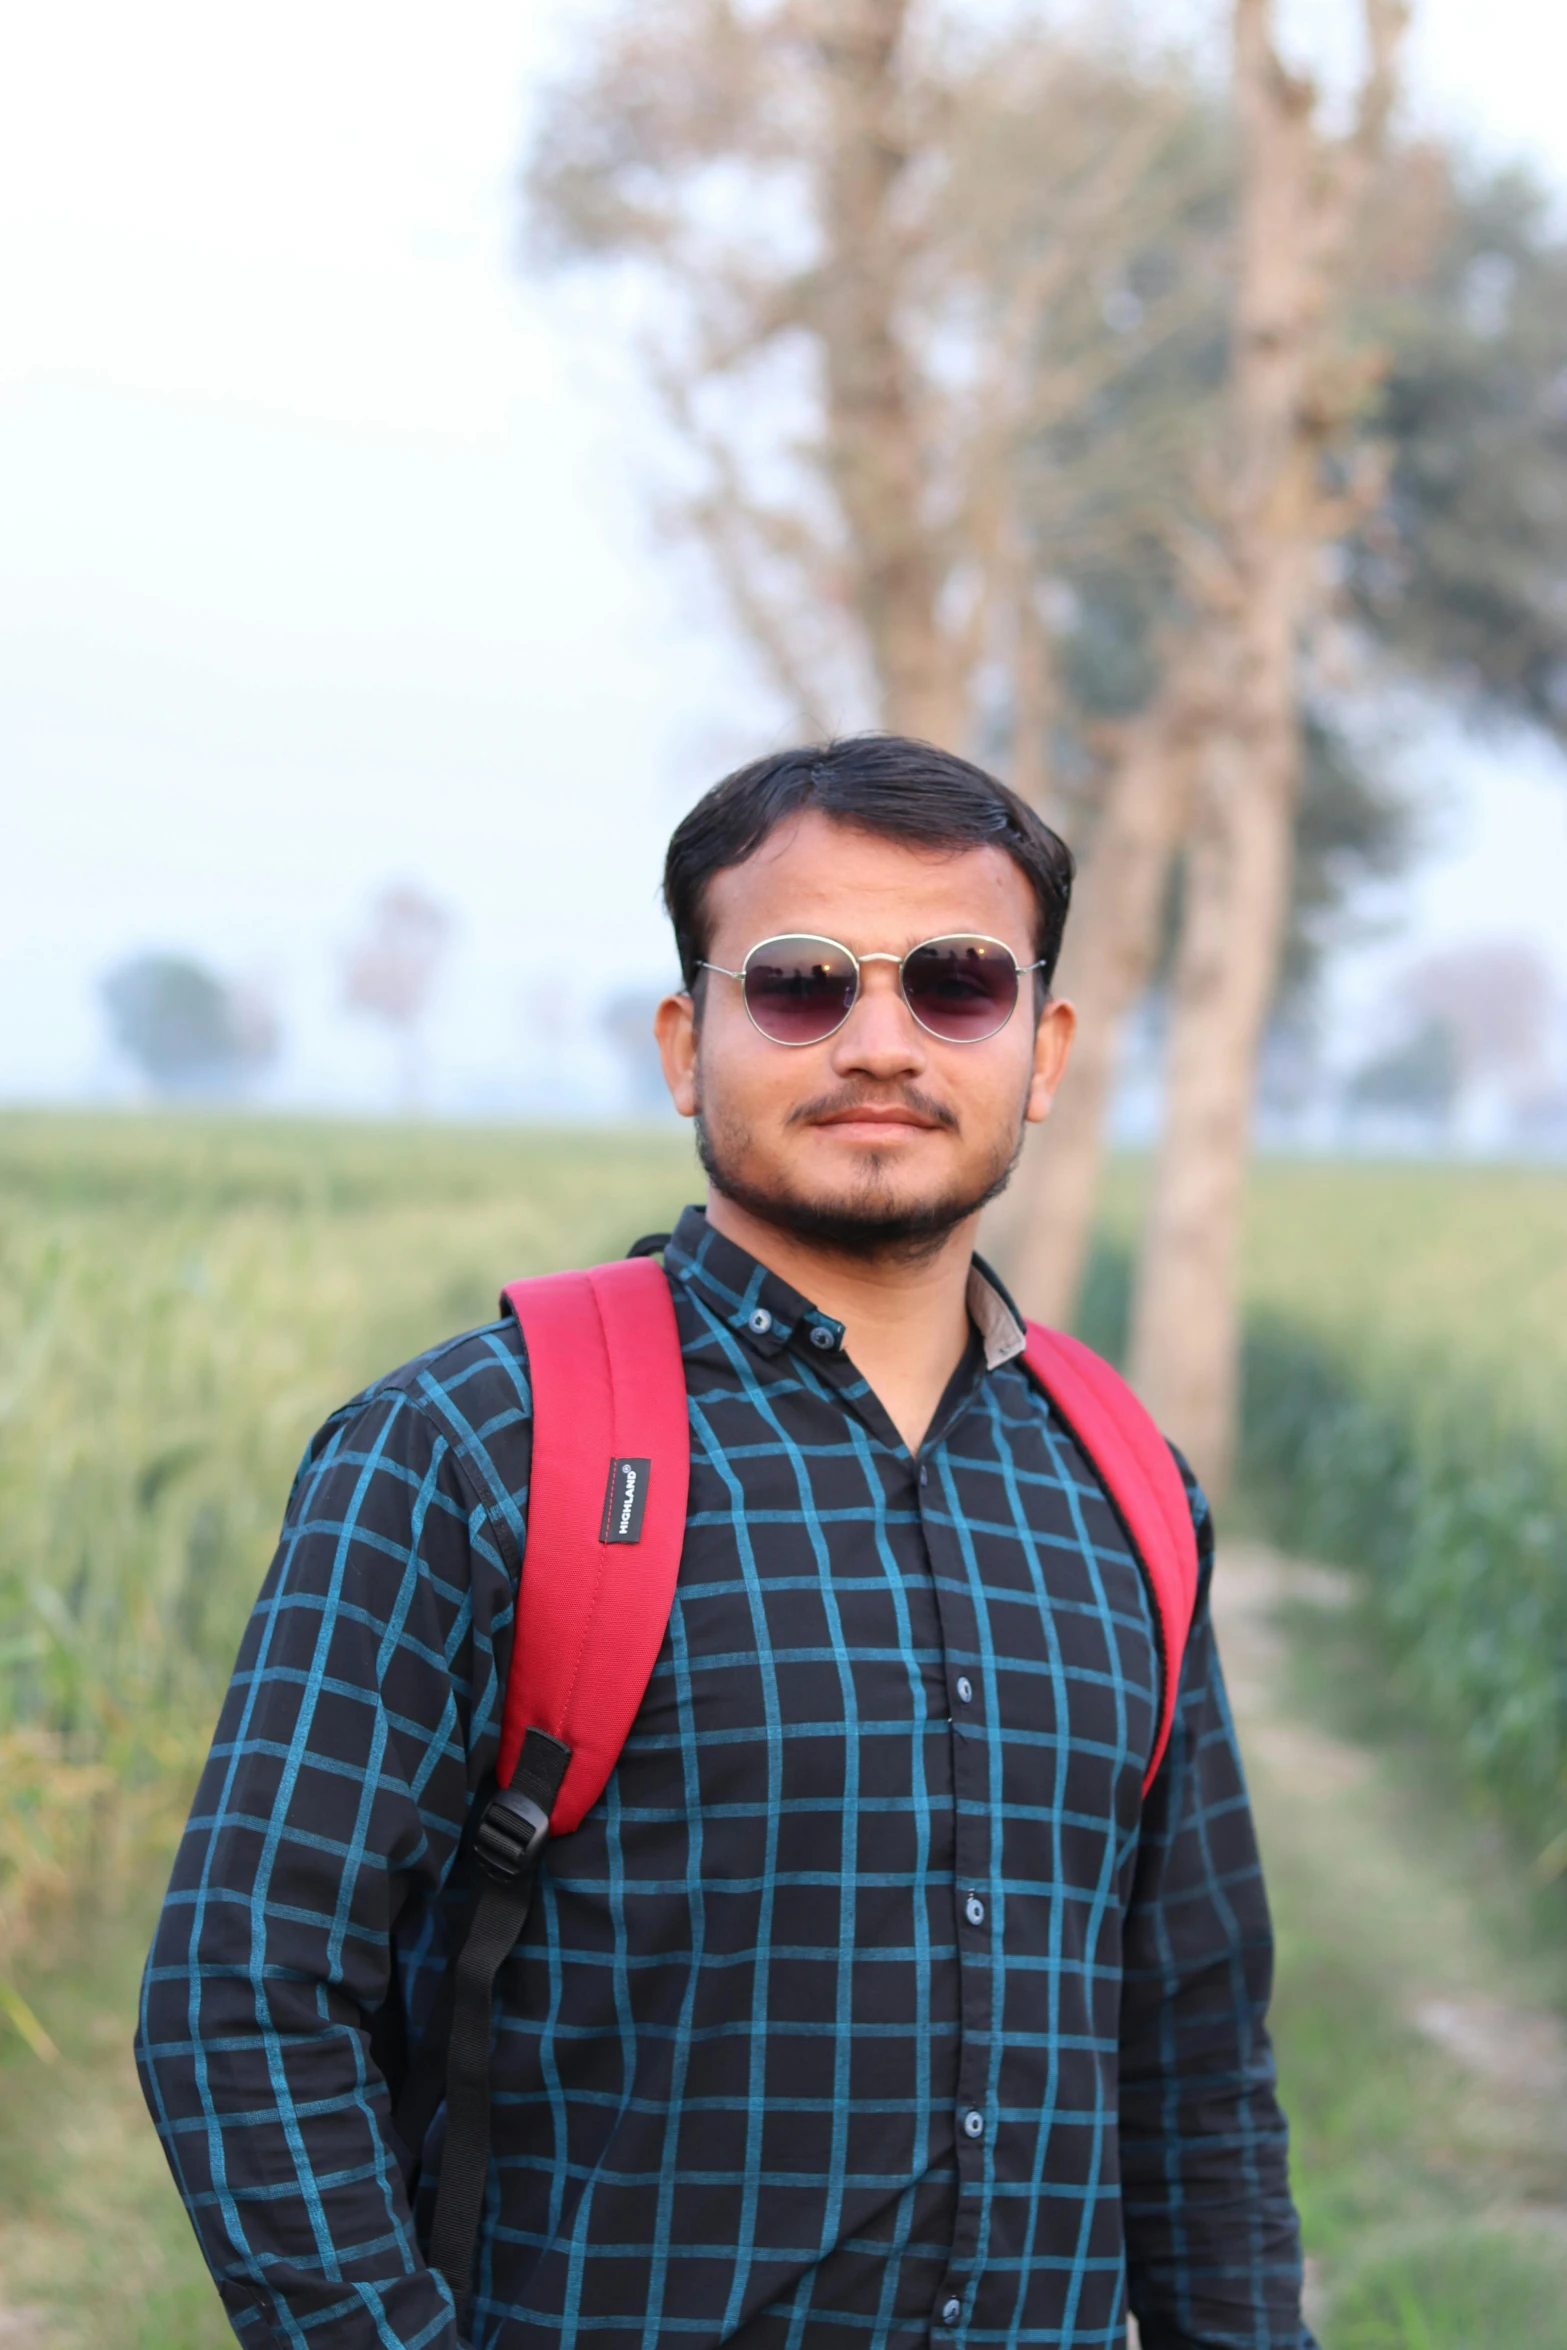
xmin=784 ymin=1083 xmax=959 ymax=1133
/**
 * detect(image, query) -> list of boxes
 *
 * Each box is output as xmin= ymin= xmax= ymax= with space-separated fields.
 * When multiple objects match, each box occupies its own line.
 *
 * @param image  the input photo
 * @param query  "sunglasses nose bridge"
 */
xmin=849 ymin=951 xmax=906 ymax=1016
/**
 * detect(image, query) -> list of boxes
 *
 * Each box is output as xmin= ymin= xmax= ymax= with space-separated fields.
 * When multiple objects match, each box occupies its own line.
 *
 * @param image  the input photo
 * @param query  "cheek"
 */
xmin=697 ymin=1008 xmax=806 ymax=1126
xmin=939 ymin=1034 xmax=1036 ymax=1122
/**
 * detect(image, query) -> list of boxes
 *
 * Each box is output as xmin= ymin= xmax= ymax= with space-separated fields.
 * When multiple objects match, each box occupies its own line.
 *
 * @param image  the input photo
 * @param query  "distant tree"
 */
xmin=342 ymin=886 xmax=452 ymax=1111
xmin=1396 ymin=941 xmax=1555 ymax=1090
xmin=1344 ymin=1018 xmax=1460 ymax=1122
xmin=1344 ymin=943 xmax=1557 ymax=1130
xmin=101 ymin=953 xmax=279 ymax=1098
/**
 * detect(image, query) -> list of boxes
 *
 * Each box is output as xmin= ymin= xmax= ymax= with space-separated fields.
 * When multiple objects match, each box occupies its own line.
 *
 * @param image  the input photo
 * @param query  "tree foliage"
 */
xmin=526 ymin=1 xmax=1235 ymax=751
xmin=101 ymin=955 xmax=278 ymax=1098
xmin=341 ymin=886 xmax=453 ymax=1112
xmin=525 ymin=8 xmax=1563 ymax=984
xmin=1348 ymin=162 xmax=1567 ymax=739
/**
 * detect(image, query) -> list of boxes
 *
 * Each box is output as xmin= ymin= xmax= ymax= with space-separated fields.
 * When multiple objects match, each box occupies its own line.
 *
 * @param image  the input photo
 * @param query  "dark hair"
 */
xmin=663 ymin=735 xmax=1074 ymax=993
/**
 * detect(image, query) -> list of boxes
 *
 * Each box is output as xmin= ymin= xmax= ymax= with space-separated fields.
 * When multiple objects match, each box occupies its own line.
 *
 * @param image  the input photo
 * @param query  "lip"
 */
xmin=809 ymin=1106 xmax=944 ymax=1132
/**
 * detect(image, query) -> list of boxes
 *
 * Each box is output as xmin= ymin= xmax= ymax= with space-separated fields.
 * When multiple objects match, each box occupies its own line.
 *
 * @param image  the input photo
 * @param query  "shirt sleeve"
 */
xmin=1118 ymin=1462 xmax=1317 ymax=2350
xmin=135 ymin=1376 xmax=521 ymax=2349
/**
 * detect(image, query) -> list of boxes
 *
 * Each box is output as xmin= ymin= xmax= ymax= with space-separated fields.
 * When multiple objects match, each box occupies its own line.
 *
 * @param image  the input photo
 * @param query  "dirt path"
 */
xmin=1214 ymin=1543 xmax=1567 ymax=2326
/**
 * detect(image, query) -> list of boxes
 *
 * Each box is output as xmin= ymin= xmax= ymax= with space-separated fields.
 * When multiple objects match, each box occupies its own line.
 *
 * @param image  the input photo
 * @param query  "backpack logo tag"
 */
xmin=600 ymin=1457 xmax=651 ymax=1545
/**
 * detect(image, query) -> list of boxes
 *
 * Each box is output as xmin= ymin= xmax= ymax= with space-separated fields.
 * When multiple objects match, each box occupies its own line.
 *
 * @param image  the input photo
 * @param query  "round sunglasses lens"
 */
xmin=902 ymin=938 xmax=1020 ymax=1040
xmin=743 ymin=939 xmax=858 ymax=1043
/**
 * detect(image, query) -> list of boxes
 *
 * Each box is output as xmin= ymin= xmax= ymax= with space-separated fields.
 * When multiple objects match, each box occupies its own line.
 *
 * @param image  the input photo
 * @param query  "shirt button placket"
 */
xmin=918 ymin=1443 xmax=987 ymax=2320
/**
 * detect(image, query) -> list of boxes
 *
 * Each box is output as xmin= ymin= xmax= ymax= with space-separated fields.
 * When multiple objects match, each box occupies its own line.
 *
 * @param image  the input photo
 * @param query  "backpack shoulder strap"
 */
xmin=416 ymin=1253 xmax=689 ymax=2310
xmin=498 ymin=1254 xmax=690 ymax=1832
xmin=1020 ymin=1322 xmax=1200 ymax=1794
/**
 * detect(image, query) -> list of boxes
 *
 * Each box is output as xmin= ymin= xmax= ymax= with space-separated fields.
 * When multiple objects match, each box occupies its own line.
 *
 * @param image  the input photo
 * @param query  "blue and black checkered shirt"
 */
xmin=137 ymin=1207 xmax=1312 ymax=2350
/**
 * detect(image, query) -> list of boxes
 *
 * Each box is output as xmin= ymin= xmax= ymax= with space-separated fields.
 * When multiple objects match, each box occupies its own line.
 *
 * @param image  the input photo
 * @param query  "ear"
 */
xmin=655 ymin=990 xmax=699 ymax=1118
xmin=1024 ymin=996 xmax=1076 ymax=1124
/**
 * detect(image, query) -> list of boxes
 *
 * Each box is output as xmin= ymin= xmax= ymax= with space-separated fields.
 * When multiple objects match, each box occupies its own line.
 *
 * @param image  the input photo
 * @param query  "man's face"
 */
xmin=655 ymin=810 xmax=1075 ymax=1257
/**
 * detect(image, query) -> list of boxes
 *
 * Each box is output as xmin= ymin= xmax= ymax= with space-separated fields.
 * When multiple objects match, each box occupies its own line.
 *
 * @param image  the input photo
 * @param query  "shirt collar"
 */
xmin=663 ymin=1204 xmax=1027 ymax=1373
xmin=965 ymin=1256 xmax=1028 ymax=1370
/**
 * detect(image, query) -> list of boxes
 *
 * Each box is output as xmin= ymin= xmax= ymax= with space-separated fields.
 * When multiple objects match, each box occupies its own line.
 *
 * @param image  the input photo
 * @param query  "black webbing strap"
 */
xmin=423 ymin=1727 xmax=571 ymax=2317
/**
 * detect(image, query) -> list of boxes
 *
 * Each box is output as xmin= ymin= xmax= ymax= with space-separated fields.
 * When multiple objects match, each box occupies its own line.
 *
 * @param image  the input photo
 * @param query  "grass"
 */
xmin=0 ymin=1883 xmax=236 ymax=2350
xmin=1247 ymin=1566 xmax=1567 ymax=2347
xmin=1093 ymin=1157 xmax=1567 ymax=1432
xmin=1087 ymin=1159 xmax=1567 ymax=1869
xmin=0 ymin=1112 xmax=697 ymax=1970
xmin=0 ymin=1112 xmax=697 ymax=2342
xmin=3 ymin=1114 xmax=1566 ymax=2345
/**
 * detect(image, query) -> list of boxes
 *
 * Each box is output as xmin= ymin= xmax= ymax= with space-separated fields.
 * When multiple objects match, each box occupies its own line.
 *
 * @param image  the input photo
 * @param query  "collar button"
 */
xmin=747 ymin=1307 xmax=773 ymax=1336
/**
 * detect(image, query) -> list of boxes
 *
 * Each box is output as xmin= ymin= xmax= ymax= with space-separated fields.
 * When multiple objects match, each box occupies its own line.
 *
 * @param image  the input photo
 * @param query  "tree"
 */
xmin=526 ymin=0 xmax=1303 ymax=1362
xmin=525 ymin=0 xmax=1567 ymax=1483
xmin=1344 ymin=1018 xmax=1459 ymax=1123
xmin=526 ymin=0 xmax=1233 ymax=754
xmin=1123 ymin=0 xmax=1408 ymax=1488
xmin=101 ymin=953 xmax=279 ymax=1098
xmin=1011 ymin=111 xmax=1567 ymax=1466
xmin=342 ymin=887 xmax=452 ymax=1112
xmin=1347 ymin=164 xmax=1567 ymax=740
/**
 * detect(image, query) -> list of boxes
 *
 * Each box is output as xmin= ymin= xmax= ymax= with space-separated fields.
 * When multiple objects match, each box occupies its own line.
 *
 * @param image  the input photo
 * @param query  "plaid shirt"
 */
xmin=138 ymin=1207 xmax=1311 ymax=2350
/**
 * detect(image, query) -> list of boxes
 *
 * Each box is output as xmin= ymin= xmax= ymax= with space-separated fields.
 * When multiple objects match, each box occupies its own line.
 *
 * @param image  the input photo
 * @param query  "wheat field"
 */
xmin=2 ymin=1114 xmax=1565 ymax=2347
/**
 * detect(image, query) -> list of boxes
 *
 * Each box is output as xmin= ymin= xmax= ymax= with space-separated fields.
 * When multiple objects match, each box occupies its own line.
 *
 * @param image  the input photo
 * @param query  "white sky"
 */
xmin=4 ymin=0 xmax=1567 ymax=1110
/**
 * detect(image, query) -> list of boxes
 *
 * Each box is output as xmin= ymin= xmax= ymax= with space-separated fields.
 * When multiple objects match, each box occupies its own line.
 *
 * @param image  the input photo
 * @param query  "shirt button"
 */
xmin=941 ymin=2297 xmax=962 ymax=2326
xmin=963 ymin=2108 xmax=985 ymax=2139
xmin=965 ymin=1894 xmax=985 ymax=1926
xmin=809 ymin=1323 xmax=835 ymax=1351
xmin=747 ymin=1307 xmax=773 ymax=1335
xmin=955 ymin=1675 xmax=973 ymax=1704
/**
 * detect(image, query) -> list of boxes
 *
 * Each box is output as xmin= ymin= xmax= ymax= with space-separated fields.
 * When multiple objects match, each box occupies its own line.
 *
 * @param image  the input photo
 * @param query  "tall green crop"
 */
xmin=0 ymin=1113 xmax=695 ymax=1960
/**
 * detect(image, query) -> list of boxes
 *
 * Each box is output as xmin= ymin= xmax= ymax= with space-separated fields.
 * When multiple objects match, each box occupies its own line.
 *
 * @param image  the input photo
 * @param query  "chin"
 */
xmin=707 ymin=1149 xmax=1016 ymax=1262
xmin=696 ymin=1107 xmax=1024 ymax=1258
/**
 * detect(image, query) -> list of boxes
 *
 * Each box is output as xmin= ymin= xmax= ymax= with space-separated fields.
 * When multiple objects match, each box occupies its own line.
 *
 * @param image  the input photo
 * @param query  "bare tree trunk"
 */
xmin=1006 ymin=576 xmax=1057 ymax=817
xmin=814 ymin=0 xmax=962 ymax=743
xmin=1003 ymin=673 xmax=1208 ymax=1323
xmin=1126 ymin=0 xmax=1406 ymax=1488
xmin=1126 ymin=598 xmax=1300 ymax=1481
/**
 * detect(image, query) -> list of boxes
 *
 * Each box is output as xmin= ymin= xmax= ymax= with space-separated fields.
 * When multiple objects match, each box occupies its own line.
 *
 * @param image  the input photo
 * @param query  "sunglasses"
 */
xmin=699 ymin=932 xmax=1045 ymax=1047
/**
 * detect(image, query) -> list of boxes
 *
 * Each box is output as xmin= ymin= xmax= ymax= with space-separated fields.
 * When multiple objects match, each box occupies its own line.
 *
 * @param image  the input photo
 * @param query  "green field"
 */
xmin=0 ymin=1114 xmax=698 ymax=1964
xmin=2 ymin=1113 xmax=1564 ymax=2347
xmin=1086 ymin=1159 xmax=1567 ymax=1867
xmin=1090 ymin=1154 xmax=1567 ymax=1420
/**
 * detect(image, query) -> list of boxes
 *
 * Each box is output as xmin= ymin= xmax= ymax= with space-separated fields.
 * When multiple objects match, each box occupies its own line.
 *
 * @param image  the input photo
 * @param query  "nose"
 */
xmin=829 ymin=957 xmax=927 ymax=1079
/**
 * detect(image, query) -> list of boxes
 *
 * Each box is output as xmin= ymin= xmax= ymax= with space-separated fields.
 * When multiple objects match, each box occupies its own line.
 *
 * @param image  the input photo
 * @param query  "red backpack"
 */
xmin=403 ymin=1253 xmax=1200 ymax=2314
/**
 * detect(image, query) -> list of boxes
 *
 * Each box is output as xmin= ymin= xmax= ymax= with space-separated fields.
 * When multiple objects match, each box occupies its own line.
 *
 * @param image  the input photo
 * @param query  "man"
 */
xmin=138 ymin=735 xmax=1314 ymax=2349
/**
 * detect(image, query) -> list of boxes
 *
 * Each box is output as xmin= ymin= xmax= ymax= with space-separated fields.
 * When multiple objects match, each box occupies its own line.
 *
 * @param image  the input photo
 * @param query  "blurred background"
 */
xmin=3 ymin=1 xmax=1567 ymax=2344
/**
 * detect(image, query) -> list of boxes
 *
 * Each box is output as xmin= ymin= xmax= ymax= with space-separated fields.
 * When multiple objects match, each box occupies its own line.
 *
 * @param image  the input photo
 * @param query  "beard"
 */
xmin=695 ymin=1080 xmax=1026 ymax=1267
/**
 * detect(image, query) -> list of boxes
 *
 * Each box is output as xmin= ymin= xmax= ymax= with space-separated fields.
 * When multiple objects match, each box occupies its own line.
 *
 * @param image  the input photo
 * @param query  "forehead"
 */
xmin=703 ymin=808 xmax=1037 ymax=955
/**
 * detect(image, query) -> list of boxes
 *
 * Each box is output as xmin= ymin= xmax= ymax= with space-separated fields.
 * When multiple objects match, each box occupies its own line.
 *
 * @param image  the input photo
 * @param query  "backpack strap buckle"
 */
xmin=473 ymin=1787 xmax=550 ymax=1884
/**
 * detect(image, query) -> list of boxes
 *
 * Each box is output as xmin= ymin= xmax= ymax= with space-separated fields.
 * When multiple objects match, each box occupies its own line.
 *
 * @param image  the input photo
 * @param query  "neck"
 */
xmin=702 ymin=1189 xmax=977 ymax=1453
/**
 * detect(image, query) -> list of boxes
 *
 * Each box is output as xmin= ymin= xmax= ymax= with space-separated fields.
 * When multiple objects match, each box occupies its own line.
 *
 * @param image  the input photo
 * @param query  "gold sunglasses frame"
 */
xmin=699 ymin=932 xmax=1045 ymax=1047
